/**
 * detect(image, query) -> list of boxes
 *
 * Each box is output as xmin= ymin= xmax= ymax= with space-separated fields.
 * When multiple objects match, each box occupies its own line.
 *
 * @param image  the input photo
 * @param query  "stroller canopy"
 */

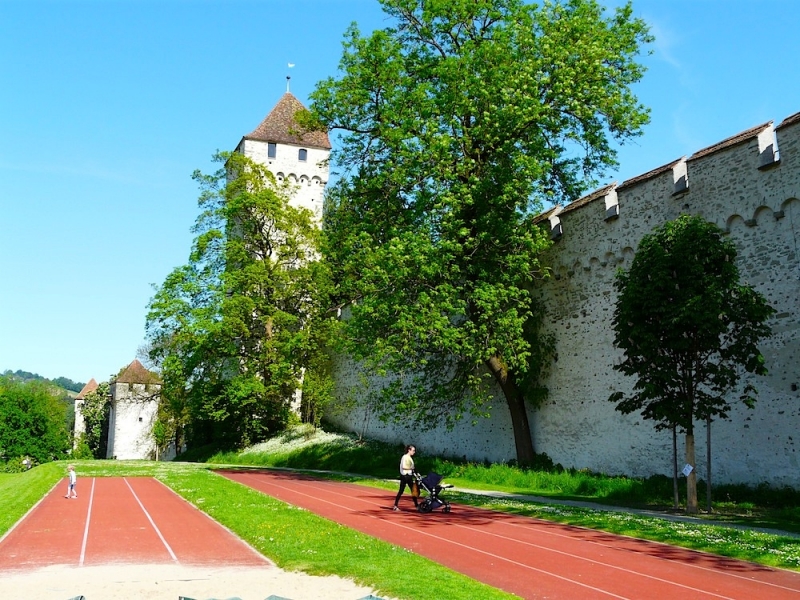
xmin=421 ymin=472 xmax=443 ymax=488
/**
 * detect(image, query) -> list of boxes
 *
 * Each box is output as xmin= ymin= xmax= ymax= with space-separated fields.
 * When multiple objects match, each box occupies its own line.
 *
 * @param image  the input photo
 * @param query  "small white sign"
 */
xmin=682 ymin=463 xmax=694 ymax=477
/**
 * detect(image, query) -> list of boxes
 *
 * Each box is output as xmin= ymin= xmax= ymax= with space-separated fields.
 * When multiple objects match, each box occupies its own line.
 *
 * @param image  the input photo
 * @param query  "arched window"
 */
xmin=298 ymin=148 xmax=308 ymax=162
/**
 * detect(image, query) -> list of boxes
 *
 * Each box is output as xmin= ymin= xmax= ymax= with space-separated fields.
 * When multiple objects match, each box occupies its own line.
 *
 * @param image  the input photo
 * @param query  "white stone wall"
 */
xmin=106 ymin=382 xmax=160 ymax=460
xmin=73 ymin=400 xmax=85 ymax=439
xmin=326 ymin=353 xmax=520 ymax=463
xmin=327 ymin=114 xmax=800 ymax=487
xmin=241 ymin=139 xmax=328 ymax=221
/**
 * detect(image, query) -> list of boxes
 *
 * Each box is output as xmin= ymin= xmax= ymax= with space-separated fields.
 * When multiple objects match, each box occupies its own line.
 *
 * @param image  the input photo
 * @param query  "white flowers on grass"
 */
xmin=242 ymin=425 xmax=357 ymax=455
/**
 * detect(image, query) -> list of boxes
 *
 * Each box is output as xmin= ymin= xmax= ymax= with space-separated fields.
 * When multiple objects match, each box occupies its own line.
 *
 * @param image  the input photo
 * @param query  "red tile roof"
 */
xmin=688 ymin=121 xmax=772 ymax=161
xmin=244 ymin=93 xmax=331 ymax=150
xmin=776 ymin=111 xmax=800 ymax=130
xmin=76 ymin=378 xmax=98 ymax=399
xmin=560 ymin=183 xmax=616 ymax=215
xmin=114 ymin=359 xmax=161 ymax=384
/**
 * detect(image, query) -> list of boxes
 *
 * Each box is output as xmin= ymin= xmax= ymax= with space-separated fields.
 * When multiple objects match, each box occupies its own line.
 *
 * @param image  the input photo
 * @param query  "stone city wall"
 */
xmin=327 ymin=110 xmax=800 ymax=487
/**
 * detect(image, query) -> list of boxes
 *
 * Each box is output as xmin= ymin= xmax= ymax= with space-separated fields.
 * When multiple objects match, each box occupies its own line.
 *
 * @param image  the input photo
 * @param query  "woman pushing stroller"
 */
xmin=392 ymin=445 xmax=419 ymax=511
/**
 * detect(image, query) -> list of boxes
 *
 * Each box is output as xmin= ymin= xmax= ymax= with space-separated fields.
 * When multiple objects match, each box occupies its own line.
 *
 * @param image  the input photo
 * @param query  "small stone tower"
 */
xmin=73 ymin=378 xmax=99 ymax=444
xmin=106 ymin=359 xmax=161 ymax=460
xmin=234 ymin=92 xmax=331 ymax=220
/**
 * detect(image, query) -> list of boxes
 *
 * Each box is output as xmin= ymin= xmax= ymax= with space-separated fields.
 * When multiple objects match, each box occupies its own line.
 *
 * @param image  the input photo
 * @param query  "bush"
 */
xmin=71 ymin=436 xmax=94 ymax=460
xmin=1 ymin=457 xmax=29 ymax=473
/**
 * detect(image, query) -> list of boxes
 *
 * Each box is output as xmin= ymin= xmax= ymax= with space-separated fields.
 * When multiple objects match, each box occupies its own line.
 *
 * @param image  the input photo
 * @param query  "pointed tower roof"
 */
xmin=113 ymin=359 xmax=161 ymax=384
xmin=244 ymin=92 xmax=331 ymax=150
xmin=76 ymin=378 xmax=99 ymax=400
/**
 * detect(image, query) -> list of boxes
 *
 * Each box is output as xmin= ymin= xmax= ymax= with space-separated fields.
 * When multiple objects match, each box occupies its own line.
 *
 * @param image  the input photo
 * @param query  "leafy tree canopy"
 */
xmin=146 ymin=152 xmax=335 ymax=450
xmin=610 ymin=215 xmax=775 ymax=427
xmin=309 ymin=0 xmax=652 ymax=463
xmin=1 ymin=369 xmax=85 ymax=393
xmin=609 ymin=215 xmax=775 ymax=512
xmin=0 ymin=376 xmax=71 ymax=463
xmin=80 ymin=381 xmax=111 ymax=459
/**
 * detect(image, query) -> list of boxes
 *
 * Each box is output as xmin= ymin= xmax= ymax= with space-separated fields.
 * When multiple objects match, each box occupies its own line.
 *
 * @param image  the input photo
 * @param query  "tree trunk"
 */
xmin=685 ymin=428 xmax=698 ymax=514
xmin=486 ymin=356 xmax=536 ymax=465
xmin=672 ymin=426 xmax=679 ymax=510
xmin=706 ymin=415 xmax=712 ymax=513
xmin=175 ymin=425 xmax=183 ymax=456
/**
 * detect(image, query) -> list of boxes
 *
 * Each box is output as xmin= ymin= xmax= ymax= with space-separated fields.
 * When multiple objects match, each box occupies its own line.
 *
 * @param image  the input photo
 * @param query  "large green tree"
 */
xmin=0 ymin=376 xmax=70 ymax=463
xmin=609 ymin=215 xmax=775 ymax=513
xmin=146 ymin=152 xmax=334 ymax=449
xmin=309 ymin=0 xmax=652 ymax=463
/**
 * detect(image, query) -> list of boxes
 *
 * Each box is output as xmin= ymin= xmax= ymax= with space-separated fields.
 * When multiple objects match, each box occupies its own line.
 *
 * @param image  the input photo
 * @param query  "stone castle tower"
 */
xmin=234 ymin=91 xmax=331 ymax=219
xmin=106 ymin=359 xmax=162 ymax=460
xmin=73 ymin=377 xmax=98 ymax=442
xmin=71 ymin=93 xmax=328 ymax=460
xmin=72 ymin=360 xmax=165 ymax=460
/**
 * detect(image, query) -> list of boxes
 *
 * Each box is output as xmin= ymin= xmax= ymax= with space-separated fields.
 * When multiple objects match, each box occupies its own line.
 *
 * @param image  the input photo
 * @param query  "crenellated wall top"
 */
xmin=539 ymin=109 xmax=800 ymax=270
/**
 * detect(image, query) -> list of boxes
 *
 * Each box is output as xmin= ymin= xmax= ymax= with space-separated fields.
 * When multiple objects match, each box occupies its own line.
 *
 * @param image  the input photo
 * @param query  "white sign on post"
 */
xmin=682 ymin=464 xmax=694 ymax=477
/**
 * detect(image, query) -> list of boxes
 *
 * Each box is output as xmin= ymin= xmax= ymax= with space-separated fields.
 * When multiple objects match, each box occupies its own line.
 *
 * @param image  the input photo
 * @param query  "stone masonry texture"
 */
xmin=326 ymin=112 xmax=800 ymax=487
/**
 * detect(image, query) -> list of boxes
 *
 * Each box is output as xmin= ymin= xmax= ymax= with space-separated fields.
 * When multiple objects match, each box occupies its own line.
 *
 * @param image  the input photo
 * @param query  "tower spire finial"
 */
xmin=287 ymin=62 xmax=295 ymax=93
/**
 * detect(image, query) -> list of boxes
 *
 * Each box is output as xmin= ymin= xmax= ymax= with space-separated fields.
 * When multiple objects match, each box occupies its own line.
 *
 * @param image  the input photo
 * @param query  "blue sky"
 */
xmin=1 ymin=0 xmax=799 ymax=385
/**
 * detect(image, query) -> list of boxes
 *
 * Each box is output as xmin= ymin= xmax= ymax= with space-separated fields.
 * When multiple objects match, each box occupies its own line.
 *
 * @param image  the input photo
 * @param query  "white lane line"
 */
xmin=496 ymin=512 xmax=800 ymax=595
xmin=124 ymin=477 xmax=178 ymax=563
xmin=306 ymin=477 xmax=800 ymax=596
xmin=233 ymin=472 xmax=629 ymax=600
xmin=79 ymin=478 xmax=95 ymax=566
xmin=151 ymin=477 xmax=273 ymax=565
xmin=0 ymin=480 xmax=61 ymax=546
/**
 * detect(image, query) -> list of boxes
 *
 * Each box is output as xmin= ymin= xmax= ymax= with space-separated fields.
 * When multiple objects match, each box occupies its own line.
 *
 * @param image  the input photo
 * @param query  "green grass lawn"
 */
xmin=204 ymin=426 xmax=800 ymax=534
xmin=198 ymin=424 xmax=800 ymax=570
xmin=1 ymin=461 xmax=516 ymax=600
xmin=2 ymin=427 xmax=800 ymax=600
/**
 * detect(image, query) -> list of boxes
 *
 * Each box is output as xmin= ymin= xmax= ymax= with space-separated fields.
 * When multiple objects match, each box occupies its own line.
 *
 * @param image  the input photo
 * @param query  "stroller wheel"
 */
xmin=443 ymin=504 xmax=451 ymax=514
xmin=418 ymin=500 xmax=433 ymax=513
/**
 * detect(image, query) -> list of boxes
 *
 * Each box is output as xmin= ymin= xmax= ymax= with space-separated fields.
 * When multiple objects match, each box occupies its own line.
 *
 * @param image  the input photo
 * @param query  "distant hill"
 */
xmin=1 ymin=369 xmax=85 ymax=393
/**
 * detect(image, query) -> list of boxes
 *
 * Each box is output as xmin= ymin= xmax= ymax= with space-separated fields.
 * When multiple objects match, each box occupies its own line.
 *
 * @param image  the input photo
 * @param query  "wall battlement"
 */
xmin=543 ymin=110 xmax=800 ymax=270
xmin=328 ymin=109 xmax=800 ymax=487
xmin=530 ymin=110 xmax=800 ymax=486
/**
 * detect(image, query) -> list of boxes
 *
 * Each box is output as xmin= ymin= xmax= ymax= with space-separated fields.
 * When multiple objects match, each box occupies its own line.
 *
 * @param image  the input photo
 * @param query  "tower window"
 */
xmin=298 ymin=148 xmax=308 ymax=161
xmin=268 ymin=143 xmax=277 ymax=159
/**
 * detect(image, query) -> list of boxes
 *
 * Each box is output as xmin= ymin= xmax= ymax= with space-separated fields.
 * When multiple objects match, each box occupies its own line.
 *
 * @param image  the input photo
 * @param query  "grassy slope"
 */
xmin=0 ymin=464 xmax=63 ymax=533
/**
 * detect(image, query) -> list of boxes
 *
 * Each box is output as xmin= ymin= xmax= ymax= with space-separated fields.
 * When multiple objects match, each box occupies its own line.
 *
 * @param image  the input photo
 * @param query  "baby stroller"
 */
xmin=414 ymin=472 xmax=452 ymax=513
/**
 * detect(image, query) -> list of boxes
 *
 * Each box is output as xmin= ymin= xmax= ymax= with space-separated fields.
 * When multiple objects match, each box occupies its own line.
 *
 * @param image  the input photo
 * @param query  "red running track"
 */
xmin=221 ymin=469 xmax=800 ymax=600
xmin=0 ymin=477 xmax=270 ymax=572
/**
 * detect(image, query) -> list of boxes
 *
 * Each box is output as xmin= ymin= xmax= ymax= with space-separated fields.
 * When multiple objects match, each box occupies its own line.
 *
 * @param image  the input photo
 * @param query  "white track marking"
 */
xmin=305 ymin=477 xmax=800 ymax=595
xmin=123 ymin=478 xmax=178 ymax=563
xmin=0 ymin=480 xmax=61 ymax=546
xmin=493 ymin=511 xmax=800 ymax=594
xmin=79 ymin=478 xmax=95 ymax=566
xmin=151 ymin=477 xmax=273 ymax=565
xmin=235 ymin=472 xmax=631 ymax=599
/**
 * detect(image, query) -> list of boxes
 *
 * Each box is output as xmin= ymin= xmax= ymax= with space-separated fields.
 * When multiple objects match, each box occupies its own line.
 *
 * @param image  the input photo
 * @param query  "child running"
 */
xmin=65 ymin=464 xmax=77 ymax=499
